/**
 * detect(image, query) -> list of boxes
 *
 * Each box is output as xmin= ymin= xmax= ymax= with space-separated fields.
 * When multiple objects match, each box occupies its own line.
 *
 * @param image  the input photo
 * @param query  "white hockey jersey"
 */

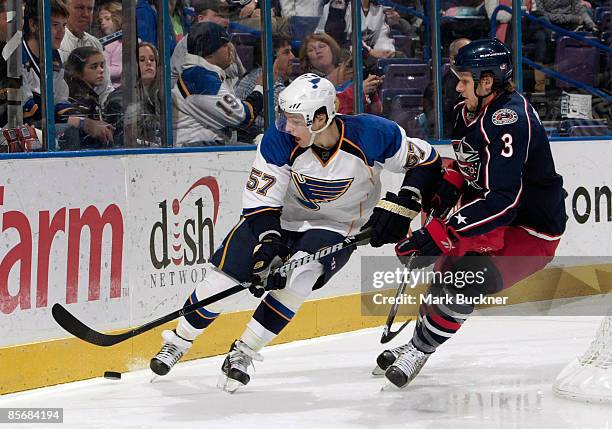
xmin=172 ymin=53 xmax=260 ymax=146
xmin=242 ymin=114 xmax=439 ymax=235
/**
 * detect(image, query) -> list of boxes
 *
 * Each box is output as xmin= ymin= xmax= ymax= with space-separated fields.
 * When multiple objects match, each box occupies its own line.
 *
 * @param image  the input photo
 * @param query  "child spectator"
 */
xmin=65 ymin=46 xmax=110 ymax=148
xmin=98 ymin=1 xmax=122 ymax=88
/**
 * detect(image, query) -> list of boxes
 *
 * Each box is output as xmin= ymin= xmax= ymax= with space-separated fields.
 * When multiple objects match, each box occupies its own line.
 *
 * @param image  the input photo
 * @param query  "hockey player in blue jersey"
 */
xmin=150 ymin=73 xmax=442 ymax=391
xmin=374 ymin=39 xmax=567 ymax=388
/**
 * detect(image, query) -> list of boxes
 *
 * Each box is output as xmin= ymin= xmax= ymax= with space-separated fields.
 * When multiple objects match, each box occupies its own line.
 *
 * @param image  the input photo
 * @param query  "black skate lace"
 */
xmin=157 ymin=344 xmax=184 ymax=367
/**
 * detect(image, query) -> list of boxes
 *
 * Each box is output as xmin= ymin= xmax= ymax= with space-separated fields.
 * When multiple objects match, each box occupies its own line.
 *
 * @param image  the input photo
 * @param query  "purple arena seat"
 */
xmin=381 ymin=63 xmax=430 ymax=93
xmin=568 ymin=125 xmax=610 ymax=136
xmin=554 ymin=36 xmax=600 ymax=89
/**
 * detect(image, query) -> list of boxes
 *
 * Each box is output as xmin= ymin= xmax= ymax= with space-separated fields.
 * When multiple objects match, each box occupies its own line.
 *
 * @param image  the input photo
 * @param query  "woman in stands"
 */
xmin=104 ymin=42 xmax=162 ymax=147
xmin=300 ymin=32 xmax=383 ymax=115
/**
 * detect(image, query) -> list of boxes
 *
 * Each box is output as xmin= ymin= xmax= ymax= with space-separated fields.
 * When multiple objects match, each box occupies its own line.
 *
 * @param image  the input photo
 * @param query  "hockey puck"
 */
xmin=103 ymin=371 xmax=121 ymax=380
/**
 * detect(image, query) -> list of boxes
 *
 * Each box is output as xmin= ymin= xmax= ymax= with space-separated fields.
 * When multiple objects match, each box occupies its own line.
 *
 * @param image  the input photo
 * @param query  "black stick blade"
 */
xmin=380 ymin=319 xmax=411 ymax=344
xmin=52 ymin=304 xmax=130 ymax=347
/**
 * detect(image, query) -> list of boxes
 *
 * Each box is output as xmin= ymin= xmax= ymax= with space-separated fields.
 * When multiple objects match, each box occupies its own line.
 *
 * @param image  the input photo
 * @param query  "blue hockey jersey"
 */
xmin=447 ymin=91 xmax=566 ymax=239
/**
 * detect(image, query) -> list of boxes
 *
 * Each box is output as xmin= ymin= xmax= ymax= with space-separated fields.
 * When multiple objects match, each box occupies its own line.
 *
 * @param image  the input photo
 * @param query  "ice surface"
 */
xmin=2 ymin=316 xmax=611 ymax=429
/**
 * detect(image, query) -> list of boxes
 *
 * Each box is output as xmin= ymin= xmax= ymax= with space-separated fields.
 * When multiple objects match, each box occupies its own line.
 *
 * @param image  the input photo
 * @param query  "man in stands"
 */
xmin=235 ymin=32 xmax=295 ymax=139
xmin=59 ymin=0 xmax=113 ymax=103
xmin=170 ymin=0 xmax=245 ymax=90
xmin=172 ymin=22 xmax=263 ymax=146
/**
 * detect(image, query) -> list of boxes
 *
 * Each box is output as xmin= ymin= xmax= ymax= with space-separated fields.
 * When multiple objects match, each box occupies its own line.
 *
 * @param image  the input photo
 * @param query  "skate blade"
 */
xmin=380 ymin=380 xmax=404 ymax=392
xmin=216 ymin=374 xmax=244 ymax=394
xmin=149 ymin=374 xmax=159 ymax=383
xmin=371 ymin=365 xmax=386 ymax=377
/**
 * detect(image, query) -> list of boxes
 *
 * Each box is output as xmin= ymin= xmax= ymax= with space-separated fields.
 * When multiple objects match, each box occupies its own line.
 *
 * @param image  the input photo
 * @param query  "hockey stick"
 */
xmin=52 ymin=228 xmax=372 ymax=347
xmin=380 ymin=212 xmax=434 ymax=344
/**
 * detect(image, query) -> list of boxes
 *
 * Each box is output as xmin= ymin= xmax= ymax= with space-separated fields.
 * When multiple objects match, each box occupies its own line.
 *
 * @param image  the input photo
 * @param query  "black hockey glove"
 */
xmin=426 ymin=167 xmax=465 ymax=219
xmin=362 ymin=190 xmax=421 ymax=248
xmin=249 ymin=233 xmax=290 ymax=298
xmin=395 ymin=218 xmax=456 ymax=269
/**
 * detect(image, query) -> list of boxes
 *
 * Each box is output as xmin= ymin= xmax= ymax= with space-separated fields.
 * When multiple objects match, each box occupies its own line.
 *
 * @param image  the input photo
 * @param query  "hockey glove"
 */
xmin=249 ymin=233 xmax=290 ymax=298
xmin=362 ymin=190 xmax=421 ymax=248
xmin=427 ymin=167 xmax=465 ymax=219
xmin=395 ymin=218 xmax=457 ymax=269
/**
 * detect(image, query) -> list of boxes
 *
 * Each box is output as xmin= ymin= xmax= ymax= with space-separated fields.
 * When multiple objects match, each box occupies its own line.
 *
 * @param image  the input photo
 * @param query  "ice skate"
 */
xmin=384 ymin=342 xmax=430 ymax=388
xmin=150 ymin=330 xmax=192 ymax=376
xmin=217 ymin=340 xmax=263 ymax=393
xmin=372 ymin=343 xmax=415 ymax=376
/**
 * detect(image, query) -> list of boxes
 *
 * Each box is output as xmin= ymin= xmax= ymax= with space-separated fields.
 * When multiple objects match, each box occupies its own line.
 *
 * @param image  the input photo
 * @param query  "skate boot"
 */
xmin=217 ymin=340 xmax=263 ymax=393
xmin=150 ymin=330 xmax=192 ymax=376
xmin=372 ymin=343 xmax=415 ymax=376
xmin=384 ymin=342 xmax=430 ymax=388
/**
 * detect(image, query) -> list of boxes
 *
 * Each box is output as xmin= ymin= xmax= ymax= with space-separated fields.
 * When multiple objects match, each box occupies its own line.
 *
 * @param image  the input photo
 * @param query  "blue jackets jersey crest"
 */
xmin=448 ymin=91 xmax=566 ymax=238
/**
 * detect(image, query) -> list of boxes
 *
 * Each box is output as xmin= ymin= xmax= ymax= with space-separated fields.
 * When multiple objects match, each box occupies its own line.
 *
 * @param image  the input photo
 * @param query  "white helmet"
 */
xmin=277 ymin=73 xmax=337 ymax=135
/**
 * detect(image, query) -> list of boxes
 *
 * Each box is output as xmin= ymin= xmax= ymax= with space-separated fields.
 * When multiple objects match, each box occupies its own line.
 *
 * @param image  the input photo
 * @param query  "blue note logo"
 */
xmin=309 ymin=77 xmax=321 ymax=89
xmin=291 ymin=172 xmax=353 ymax=210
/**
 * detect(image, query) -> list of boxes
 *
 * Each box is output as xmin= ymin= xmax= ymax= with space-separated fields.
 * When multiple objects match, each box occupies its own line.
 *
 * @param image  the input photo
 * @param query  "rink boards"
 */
xmin=0 ymin=140 xmax=611 ymax=394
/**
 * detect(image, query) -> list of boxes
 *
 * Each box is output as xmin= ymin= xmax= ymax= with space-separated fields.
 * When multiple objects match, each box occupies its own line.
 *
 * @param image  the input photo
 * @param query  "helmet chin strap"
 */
xmin=471 ymin=80 xmax=494 ymax=113
xmin=307 ymin=115 xmax=335 ymax=147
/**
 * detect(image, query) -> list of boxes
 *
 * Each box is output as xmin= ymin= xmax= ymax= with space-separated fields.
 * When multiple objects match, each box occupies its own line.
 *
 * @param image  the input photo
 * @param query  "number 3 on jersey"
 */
xmin=246 ymin=168 xmax=276 ymax=195
xmin=501 ymin=133 xmax=513 ymax=158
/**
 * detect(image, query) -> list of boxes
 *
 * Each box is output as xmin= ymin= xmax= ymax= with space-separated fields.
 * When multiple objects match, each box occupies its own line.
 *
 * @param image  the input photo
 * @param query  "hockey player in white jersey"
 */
xmin=150 ymin=74 xmax=442 ymax=392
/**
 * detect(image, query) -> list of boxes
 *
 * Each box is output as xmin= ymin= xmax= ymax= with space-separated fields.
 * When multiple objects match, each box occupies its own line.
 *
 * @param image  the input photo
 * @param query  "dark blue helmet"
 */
xmin=453 ymin=38 xmax=513 ymax=89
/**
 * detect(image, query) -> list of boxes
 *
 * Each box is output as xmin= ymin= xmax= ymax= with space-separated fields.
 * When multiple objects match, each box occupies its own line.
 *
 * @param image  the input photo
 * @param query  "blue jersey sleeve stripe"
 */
xmin=419 ymin=150 xmax=440 ymax=167
xmin=243 ymin=206 xmax=282 ymax=217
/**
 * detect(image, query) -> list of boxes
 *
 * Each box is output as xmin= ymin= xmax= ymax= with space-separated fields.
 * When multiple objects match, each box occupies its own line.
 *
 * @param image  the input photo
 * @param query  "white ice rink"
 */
xmin=2 ymin=316 xmax=611 ymax=429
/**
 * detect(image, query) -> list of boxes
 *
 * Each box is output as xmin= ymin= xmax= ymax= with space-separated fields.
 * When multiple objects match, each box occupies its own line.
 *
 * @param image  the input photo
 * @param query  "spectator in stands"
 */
xmin=423 ymin=37 xmax=471 ymax=137
xmin=316 ymin=0 xmax=396 ymax=59
xmin=228 ymin=0 xmax=289 ymax=33
xmin=383 ymin=0 xmax=424 ymax=38
xmin=59 ymin=0 xmax=114 ymax=104
xmin=235 ymin=32 xmax=295 ymax=139
xmin=275 ymin=0 xmax=324 ymax=17
xmin=104 ymin=42 xmax=162 ymax=147
xmin=98 ymin=2 xmax=122 ymax=88
xmin=300 ymin=32 xmax=383 ymax=114
xmin=65 ymin=46 xmax=111 ymax=148
xmin=526 ymin=0 xmax=598 ymax=92
xmin=172 ymin=22 xmax=264 ymax=146
xmin=534 ymin=0 xmax=598 ymax=32
xmin=136 ymin=0 xmax=177 ymax=54
xmin=170 ymin=0 xmax=190 ymax=42
xmin=171 ymin=0 xmax=246 ymax=90
xmin=22 ymin=0 xmax=113 ymax=146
